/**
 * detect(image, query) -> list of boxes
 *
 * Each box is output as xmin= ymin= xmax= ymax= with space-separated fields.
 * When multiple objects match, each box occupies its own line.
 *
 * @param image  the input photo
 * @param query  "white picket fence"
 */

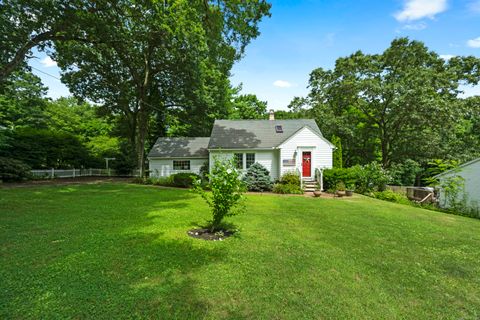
xmin=31 ymin=168 xmax=140 ymax=179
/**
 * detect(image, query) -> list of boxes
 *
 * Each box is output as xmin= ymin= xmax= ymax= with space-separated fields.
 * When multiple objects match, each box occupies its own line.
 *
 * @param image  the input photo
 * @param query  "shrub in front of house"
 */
xmin=272 ymin=172 xmax=302 ymax=194
xmin=171 ymin=172 xmax=200 ymax=188
xmin=192 ymin=158 xmax=246 ymax=231
xmin=242 ymin=162 xmax=273 ymax=192
xmin=323 ymin=167 xmax=358 ymax=191
xmin=272 ymin=183 xmax=303 ymax=194
xmin=0 ymin=157 xmax=31 ymax=182
xmin=278 ymin=172 xmax=301 ymax=187
xmin=323 ymin=162 xmax=391 ymax=194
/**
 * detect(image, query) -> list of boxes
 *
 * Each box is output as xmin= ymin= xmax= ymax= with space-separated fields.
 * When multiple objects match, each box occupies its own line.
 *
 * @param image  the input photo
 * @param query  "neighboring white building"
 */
xmin=434 ymin=158 xmax=480 ymax=212
xmin=148 ymin=114 xmax=334 ymax=183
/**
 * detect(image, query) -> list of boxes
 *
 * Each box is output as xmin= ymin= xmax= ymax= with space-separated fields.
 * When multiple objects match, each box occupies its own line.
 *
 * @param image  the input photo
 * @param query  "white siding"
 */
xmin=209 ymin=150 xmax=279 ymax=180
xmin=149 ymin=158 xmax=207 ymax=177
xmin=278 ymin=127 xmax=333 ymax=178
xmin=438 ymin=159 xmax=480 ymax=212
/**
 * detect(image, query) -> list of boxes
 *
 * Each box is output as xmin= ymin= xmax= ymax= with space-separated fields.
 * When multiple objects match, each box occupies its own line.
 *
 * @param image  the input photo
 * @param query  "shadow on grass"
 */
xmin=1 ymin=183 xmax=224 ymax=318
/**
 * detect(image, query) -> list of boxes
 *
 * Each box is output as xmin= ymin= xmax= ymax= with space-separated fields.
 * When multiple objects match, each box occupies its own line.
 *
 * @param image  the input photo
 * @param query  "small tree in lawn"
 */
xmin=242 ymin=162 xmax=273 ymax=191
xmin=192 ymin=157 xmax=246 ymax=231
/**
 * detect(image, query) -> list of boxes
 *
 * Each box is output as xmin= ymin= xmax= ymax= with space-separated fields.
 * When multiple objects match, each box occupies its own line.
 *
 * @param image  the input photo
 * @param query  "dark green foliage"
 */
xmin=171 ymin=172 xmax=201 ymax=188
xmin=230 ymin=94 xmax=268 ymax=119
xmin=423 ymin=159 xmax=459 ymax=186
xmin=278 ymin=172 xmax=301 ymax=186
xmin=324 ymin=162 xmax=391 ymax=194
xmin=53 ymin=1 xmax=271 ymax=175
xmin=0 ymin=71 xmax=47 ymax=129
xmin=0 ymin=128 xmax=95 ymax=169
xmin=303 ymin=38 xmax=480 ymax=167
xmin=372 ymin=190 xmax=411 ymax=205
xmin=112 ymin=141 xmax=137 ymax=175
xmin=272 ymin=183 xmax=303 ymax=194
xmin=389 ymin=159 xmax=422 ymax=186
xmin=273 ymin=172 xmax=302 ymax=194
xmin=0 ymin=157 xmax=31 ymax=182
xmin=323 ymin=167 xmax=358 ymax=191
xmin=242 ymin=162 xmax=272 ymax=191
xmin=199 ymin=160 xmax=209 ymax=181
xmin=331 ymin=135 xmax=343 ymax=168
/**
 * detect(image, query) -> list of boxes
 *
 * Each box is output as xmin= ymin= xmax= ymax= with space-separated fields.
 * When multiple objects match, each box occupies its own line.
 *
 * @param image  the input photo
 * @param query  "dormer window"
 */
xmin=275 ymin=125 xmax=283 ymax=133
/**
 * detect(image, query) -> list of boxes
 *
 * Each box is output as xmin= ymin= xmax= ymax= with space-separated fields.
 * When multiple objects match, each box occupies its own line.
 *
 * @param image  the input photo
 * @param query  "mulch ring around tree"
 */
xmin=187 ymin=228 xmax=235 ymax=241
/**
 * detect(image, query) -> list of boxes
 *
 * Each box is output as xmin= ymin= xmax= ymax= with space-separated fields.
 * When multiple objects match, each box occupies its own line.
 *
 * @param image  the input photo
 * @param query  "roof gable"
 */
xmin=434 ymin=157 xmax=480 ymax=178
xmin=277 ymin=126 xmax=336 ymax=149
xmin=208 ymin=119 xmax=325 ymax=149
xmin=148 ymin=137 xmax=210 ymax=158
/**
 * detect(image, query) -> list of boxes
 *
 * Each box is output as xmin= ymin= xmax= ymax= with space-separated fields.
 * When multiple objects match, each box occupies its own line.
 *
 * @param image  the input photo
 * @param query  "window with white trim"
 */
xmin=246 ymin=153 xmax=255 ymax=168
xmin=173 ymin=160 xmax=190 ymax=170
xmin=234 ymin=153 xmax=243 ymax=169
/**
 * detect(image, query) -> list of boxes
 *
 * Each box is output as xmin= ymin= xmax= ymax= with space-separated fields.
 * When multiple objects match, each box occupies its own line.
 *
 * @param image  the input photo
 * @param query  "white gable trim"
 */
xmin=434 ymin=157 xmax=480 ymax=179
xmin=277 ymin=125 xmax=335 ymax=149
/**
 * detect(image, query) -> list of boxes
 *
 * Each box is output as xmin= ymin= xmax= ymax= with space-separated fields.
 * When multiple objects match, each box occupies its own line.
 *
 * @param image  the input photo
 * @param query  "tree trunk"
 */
xmin=380 ymin=125 xmax=391 ymax=168
xmin=136 ymin=107 xmax=148 ymax=177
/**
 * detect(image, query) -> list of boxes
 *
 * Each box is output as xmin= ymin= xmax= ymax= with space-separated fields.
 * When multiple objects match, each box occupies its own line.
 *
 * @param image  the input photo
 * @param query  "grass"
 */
xmin=1 ymin=182 xmax=480 ymax=319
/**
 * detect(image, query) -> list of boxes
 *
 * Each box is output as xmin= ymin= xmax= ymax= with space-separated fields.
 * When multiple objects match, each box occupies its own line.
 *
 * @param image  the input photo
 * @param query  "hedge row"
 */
xmin=323 ymin=162 xmax=390 ymax=194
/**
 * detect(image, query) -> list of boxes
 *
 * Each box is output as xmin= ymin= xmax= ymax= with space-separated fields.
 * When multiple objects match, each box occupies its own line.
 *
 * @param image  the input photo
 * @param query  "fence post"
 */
xmin=51 ymin=168 xmax=54 ymax=179
xmin=90 ymin=168 xmax=92 ymax=176
xmin=73 ymin=168 xmax=76 ymax=178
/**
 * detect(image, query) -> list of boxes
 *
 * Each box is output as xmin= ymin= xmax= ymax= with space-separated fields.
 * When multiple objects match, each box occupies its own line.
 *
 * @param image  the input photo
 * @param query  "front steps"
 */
xmin=303 ymin=179 xmax=317 ymax=192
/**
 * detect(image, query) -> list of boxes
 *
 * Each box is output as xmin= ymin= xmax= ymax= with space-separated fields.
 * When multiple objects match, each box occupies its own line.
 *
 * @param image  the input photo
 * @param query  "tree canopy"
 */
xmin=52 ymin=0 xmax=271 ymax=174
xmin=302 ymin=38 xmax=480 ymax=167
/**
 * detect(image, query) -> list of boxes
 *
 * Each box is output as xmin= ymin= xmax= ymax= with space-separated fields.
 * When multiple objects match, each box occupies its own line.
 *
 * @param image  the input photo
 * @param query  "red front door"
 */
xmin=302 ymin=152 xmax=311 ymax=177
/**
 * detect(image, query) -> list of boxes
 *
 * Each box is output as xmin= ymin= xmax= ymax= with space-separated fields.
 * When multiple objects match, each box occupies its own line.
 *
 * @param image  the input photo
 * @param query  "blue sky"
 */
xmin=30 ymin=0 xmax=480 ymax=110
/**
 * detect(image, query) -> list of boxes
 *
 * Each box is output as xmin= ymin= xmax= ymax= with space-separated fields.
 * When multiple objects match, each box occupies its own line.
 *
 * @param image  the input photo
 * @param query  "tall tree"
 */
xmin=0 ymin=0 xmax=103 ymax=80
xmin=230 ymin=93 xmax=268 ymax=119
xmin=331 ymin=135 xmax=343 ymax=168
xmin=0 ymin=69 xmax=47 ymax=129
xmin=55 ymin=0 xmax=271 ymax=175
xmin=305 ymin=38 xmax=480 ymax=167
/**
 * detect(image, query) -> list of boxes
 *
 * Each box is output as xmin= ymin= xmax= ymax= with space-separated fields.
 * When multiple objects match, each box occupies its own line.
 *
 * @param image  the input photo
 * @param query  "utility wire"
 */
xmin=30 ymin=66 xmax=62 ymax=81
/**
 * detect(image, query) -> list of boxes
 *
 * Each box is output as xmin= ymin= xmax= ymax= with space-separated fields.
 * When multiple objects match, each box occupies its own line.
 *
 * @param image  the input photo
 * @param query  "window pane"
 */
xmin=173 ymin=160 xmax=190 ymax=170
xmin=246 ymin=153 xmax=255 ymax=168
xmin=234 ymin=153 xmax=243 ymax=169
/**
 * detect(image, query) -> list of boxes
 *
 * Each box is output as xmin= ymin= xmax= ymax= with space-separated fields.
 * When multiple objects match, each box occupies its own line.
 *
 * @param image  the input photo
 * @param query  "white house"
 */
xmin=434 ymin=158 xmax=480 ymax=213
xmin=148 ymin=113 xmax=334 ymax=183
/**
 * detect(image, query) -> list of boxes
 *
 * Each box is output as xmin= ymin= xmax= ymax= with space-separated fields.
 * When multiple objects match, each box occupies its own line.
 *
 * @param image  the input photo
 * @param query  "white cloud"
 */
xmin=439 ymin=54 xmax=455 ymax=60
xmin=460 ymin=85 xmax=480 ymax=98
xmin=394 ymin=0 xmax=447 ymax=22
xmin=467 ymin=37 xmax=480 ymax=48
xmin=40 ymin=56 xmax=57 ymax=67
xmin=468 ymin=0 xmax=480 ymax=13
xmin=273 ymin=80 xmax=293 ymax=88
xmin=402 ymin=22 xmax=427 ymax=30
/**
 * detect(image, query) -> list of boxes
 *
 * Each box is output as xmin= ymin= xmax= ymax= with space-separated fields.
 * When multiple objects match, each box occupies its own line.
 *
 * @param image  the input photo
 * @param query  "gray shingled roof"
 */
xmin=148 ymin=137 xmax=210 ymax=158
xmin=208 ymin=119 xmax=325 ymax=149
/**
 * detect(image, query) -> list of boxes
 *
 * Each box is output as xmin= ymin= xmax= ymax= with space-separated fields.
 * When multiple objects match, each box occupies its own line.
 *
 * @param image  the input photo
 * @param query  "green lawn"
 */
xmin=1 ymin=183 xmax=480 ymax=319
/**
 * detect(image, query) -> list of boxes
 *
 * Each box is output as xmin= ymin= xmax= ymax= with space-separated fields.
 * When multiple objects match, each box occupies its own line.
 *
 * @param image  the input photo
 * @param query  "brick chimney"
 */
xmin=269 ymin=109 xmax=275 ymax=121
